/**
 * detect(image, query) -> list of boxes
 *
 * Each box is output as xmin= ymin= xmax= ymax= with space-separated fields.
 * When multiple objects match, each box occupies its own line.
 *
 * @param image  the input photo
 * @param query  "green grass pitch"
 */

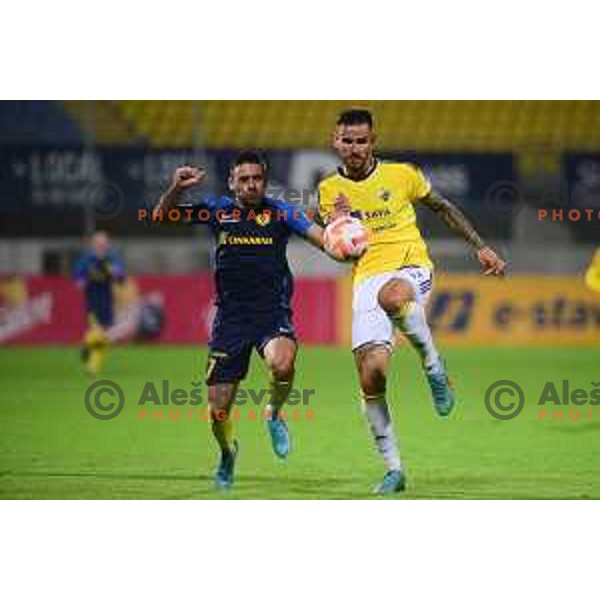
xmin=1 ymin=345 xmax=599 ymax=499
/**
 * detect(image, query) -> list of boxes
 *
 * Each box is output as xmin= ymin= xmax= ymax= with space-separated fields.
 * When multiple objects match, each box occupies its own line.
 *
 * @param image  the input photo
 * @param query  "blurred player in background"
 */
xmin=585 ymin=248 xmax=600 ymax=293
xmin=319 ymin=109 xmax=506 ymax=494
xmin=155 ymin=152 xmax=333 ymax=489
xmin=73 ymin=231 xmax=126 ymax=377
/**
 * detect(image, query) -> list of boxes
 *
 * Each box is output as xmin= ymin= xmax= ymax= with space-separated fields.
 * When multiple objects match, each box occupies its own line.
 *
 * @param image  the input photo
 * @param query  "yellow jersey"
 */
xmin=585 ymin=248 xmax=600 ymax=294
xmin=318 ymin=160 xmax=433 ymax=284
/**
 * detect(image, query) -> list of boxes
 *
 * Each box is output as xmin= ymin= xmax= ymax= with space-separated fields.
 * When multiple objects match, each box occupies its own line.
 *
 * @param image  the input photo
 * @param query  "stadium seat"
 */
xmin=57 ymin=100 xmax=600 ymax=152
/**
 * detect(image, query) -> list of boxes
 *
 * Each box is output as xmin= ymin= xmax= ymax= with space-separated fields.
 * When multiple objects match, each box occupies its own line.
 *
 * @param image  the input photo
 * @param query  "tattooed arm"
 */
xmin=419 ymin=189 xmax=506 ymax=276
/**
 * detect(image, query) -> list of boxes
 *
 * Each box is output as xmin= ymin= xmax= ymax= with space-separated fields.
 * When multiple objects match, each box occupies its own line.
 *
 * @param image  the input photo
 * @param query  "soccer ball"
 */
xmin=324 ymin=216 xmax=369 ymax=261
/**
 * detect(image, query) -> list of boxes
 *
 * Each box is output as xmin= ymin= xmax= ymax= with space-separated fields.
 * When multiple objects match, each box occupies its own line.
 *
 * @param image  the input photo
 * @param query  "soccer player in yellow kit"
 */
xmin=318 ymin=109 xmax=506 ymax=494
xmin=585 ymin=248 xmax=600 ymax=294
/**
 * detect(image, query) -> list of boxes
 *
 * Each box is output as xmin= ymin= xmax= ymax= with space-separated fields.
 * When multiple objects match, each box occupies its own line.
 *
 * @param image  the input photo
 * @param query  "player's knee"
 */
xmin=359 ymin=365 xmax=387 ymax=396
xmin=268 ymin=353 xmax=295 ymax=381
xmin=357 ymin=355 xmax=387 ymax=396
xmin=208 ymin=384 xmax=234 ymax=411
xmin=377 ymin=281 xmax=414 ymax=315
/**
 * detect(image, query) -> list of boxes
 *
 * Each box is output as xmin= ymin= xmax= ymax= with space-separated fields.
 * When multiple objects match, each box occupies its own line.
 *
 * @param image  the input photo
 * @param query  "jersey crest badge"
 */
xmin=378 ymin=188 xmax=392 ymax=202
xmin=255 ymin=212 xmax=272 ymax=227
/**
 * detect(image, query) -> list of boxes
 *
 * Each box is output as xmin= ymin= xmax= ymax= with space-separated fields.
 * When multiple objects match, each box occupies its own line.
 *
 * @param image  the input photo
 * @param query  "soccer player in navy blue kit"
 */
xmin=74 ymin=231 xmax=126 ymax=377
xmin=156 ymin=152 xmax=334 ymax=489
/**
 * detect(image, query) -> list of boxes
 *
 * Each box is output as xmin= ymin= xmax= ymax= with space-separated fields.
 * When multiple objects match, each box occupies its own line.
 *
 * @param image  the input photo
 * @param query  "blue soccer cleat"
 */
xmin=267 ymin=413 xmax=291 ymax=459
xmin=426 ymin=361 xmax=456 ymax=417
xmin=214 ymin=440 xmax=238 ymax=490
xmin=373 ymin=470 xmax=406 ymax=495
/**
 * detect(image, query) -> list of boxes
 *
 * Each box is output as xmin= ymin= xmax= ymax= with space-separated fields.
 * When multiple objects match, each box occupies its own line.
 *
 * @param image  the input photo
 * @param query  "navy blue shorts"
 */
xmin=206 ymin=310 xmax=296 ymax=385
xmin=87 ymin=304 xmax=114 ymax=328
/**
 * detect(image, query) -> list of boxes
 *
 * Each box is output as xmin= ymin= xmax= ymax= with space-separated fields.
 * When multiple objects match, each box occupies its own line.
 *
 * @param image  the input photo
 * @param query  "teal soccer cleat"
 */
xmin=373 ymin=470 xmax=406 ymax=495
xmin=267 ymin=414 xmax=291 ymax=459
xmin=214 ymin=440 xmax=238 ymax=490
xmin=426 ymin=361 xmax=456 ymax=417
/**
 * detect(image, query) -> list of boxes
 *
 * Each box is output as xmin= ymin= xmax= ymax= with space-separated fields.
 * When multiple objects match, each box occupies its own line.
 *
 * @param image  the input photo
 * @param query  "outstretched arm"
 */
xmin=305 ymin=223 xmax=325 ymax=250
xmin=280 ymin=196 xmax=345 ymax=261
xmin=419 ymin=189 xmax=506 ymax=276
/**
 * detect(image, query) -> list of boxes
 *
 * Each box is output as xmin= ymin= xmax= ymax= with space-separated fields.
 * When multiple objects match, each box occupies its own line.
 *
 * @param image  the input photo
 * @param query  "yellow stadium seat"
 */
xmin=63 ymin=100 xmax=600 ymax=154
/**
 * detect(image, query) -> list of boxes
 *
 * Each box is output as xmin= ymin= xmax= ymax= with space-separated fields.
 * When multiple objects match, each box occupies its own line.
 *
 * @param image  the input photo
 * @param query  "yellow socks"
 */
xmin=83 ymin=325 xmax=108 ymax=377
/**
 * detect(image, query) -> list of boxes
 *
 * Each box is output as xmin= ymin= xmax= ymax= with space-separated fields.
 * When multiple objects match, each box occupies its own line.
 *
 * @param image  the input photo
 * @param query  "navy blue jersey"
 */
xmin=183 ymin=195 xmax=313 ymax=320
xmin=73 ymin=251 xmax=126 ymax=326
